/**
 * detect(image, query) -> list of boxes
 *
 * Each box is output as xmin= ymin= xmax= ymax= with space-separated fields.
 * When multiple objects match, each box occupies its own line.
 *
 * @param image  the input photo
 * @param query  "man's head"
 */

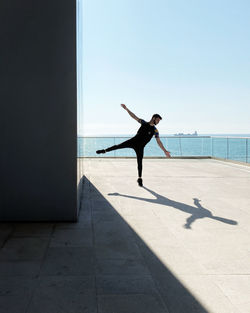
xmin=151 ymin=114 xmax=162 ymax=125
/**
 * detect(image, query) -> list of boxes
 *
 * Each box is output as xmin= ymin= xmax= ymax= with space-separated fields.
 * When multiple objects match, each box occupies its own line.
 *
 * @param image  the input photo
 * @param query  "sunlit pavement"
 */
xmin=1 ymin=158 xmax=250 ymax=313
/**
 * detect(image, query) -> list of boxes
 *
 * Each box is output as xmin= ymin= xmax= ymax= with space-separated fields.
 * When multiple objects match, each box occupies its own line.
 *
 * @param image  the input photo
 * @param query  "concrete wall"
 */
xmin=0 ymin=0 xmax=77 ymax=221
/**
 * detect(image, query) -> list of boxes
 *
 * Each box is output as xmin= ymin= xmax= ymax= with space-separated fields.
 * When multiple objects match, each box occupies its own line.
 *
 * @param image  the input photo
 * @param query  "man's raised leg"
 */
xmin=96 ymin=139 xmax=133 ymax=154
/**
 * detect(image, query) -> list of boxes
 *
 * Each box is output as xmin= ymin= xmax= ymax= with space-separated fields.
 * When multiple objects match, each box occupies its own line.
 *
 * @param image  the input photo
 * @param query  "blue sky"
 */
xmin=77 ymin=0 xmax=250 ymax=135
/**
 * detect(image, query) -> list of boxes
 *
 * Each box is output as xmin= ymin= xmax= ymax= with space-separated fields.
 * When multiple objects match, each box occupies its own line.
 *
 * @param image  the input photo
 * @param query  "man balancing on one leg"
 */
xmin=96 ymin=104 xmax=171 ymax=187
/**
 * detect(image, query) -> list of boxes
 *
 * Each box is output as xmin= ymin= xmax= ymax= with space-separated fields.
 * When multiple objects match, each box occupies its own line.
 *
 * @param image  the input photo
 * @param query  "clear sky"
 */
xmin=77 ymin=0 xmax=250 ymax=135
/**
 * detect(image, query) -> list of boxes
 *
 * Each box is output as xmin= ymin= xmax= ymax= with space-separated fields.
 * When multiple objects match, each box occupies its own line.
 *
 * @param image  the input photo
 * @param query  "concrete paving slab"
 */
xmin=0 ymin=224 xmax=14 ymax=249
xmin=49 ymin=228 xmax=93 ymax=247
xmin=147 ymin=244 xmax=206 ymax=275
xmin=92 ymin=210 xmax=122 ymax=223
xmin=26 ymin=276 xmax=97 ymax=313
xmin=12 ymin=223 xmax=54 ymax=237
xmin=95 ymin=241 xmax=142 ymax=260
xmin=0 ymin=237 xmax=49 ymax=261
xmin=93 ymin=221 xmax=135 ymax=244
xmin=95 ymin=258 xmax=150 ymax=276
xmin=214 ymin=275 xmax=250 ymax=306
xmin=96 ymin=275 xmax=158 ymax=295
xmin=175 ymin=274 xmax=239 ymax=313
xmin=55 ymin=221 xmax=91 ymax=229
xmin=0 ymin=277 xmax=37 ymax=313
xmin=40 ymin=247 xmax=94 ymax=276
xmin=0 ymin=261 xmax=41 ymax=277
xmin=98 ymin=294 xmax=168 ymax=313
xmin=0 ymin=223 xmax=14 ymax=240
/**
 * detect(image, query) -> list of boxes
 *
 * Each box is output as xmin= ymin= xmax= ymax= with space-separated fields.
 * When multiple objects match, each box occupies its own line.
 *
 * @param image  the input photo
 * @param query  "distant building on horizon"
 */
xmin=174 ymin=131 xmax=198 ymax=136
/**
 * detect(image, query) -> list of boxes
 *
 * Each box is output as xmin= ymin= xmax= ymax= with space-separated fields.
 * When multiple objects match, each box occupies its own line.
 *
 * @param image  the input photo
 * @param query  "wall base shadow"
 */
xmin=82 ymin=176 xmax=209 ymax=313
xmin=0 ymin=175 xmax=212 ymax=313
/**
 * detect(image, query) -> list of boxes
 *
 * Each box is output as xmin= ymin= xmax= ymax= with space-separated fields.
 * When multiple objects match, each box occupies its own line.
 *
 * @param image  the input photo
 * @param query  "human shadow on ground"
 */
xmin=108 ymin=186 xmax=238 ymax=229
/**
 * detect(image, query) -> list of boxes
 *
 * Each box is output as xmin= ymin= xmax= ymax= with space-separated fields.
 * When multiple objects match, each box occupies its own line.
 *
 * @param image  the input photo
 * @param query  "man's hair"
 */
xmin=152 ymin=114 xmax=162 ymax=120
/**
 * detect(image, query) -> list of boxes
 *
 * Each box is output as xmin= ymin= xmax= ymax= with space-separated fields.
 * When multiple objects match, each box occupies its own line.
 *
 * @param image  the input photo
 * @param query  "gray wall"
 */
xmin=0 ymin=0 xmax=77 ymax=221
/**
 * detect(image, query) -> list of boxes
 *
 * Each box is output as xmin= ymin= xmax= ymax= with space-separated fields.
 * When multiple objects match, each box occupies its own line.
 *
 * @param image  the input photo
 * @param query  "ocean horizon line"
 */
xmin=78 ymin=133 xmax=250 ymax=138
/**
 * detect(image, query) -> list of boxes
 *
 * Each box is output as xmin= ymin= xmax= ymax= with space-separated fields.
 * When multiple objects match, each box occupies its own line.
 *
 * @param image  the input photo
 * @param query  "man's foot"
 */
xmin=96 ymin=149 xmax=106 ymax=154
xmin=137 ymin=178 xmax=143 ymax=187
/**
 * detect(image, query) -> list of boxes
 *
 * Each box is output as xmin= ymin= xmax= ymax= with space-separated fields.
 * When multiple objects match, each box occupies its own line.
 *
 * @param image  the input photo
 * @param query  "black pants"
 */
xmin=105 ymin=139 xmax=144 ymax=178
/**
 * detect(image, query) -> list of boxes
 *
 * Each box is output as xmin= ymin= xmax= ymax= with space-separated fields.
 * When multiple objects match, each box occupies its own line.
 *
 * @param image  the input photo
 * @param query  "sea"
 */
xmin=77 ymin=134 xmax=250 ymax=163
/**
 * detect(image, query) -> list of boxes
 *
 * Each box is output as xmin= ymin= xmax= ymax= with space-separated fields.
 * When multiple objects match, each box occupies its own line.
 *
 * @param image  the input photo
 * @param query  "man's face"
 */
xmin=154 ymin=117 xmax=161 ymax=125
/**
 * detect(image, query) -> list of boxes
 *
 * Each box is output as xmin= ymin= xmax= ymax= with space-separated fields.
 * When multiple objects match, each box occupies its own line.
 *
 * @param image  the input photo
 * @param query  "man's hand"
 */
xmin=121 ymin=104 xmax=127 ymax=110
xmin=164 ymin=150 xmax=171 ymax=158
xmin=121 ymin=104 xmax=140 ymax=122
xmin=156 ymin=137 xmax=171 ymax=157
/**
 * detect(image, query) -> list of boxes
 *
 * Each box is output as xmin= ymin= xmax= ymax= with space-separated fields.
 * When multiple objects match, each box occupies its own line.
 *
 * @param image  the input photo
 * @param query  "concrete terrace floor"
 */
xmin=1 ymin=159 xmax=250 ymax=313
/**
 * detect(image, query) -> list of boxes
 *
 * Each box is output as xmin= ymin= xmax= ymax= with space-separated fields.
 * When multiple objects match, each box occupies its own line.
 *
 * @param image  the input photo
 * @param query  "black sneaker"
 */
xmin=137 ymin=178 xmax=143 ymax=187
xmin=96 ymin=149 xmax=106 ymax=154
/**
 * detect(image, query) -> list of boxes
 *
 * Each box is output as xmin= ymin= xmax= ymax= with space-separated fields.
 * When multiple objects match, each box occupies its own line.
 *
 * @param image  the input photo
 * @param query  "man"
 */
xmin=96 ymin=104 xmax=171 ymax=186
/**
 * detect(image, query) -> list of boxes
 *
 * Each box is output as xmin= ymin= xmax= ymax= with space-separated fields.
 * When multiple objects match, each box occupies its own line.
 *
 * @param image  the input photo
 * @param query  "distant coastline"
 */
xmin=174 ymin=131 xmax=198 ymax=136
xmin=78 ymin=133 xmax=250 ymax=138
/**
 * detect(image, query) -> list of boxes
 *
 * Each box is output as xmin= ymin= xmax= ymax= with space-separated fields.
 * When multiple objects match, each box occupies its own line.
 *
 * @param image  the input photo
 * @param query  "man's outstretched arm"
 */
xmin=121 ymin=104 xmax=140 ymax=122
xmin=156 ymin=137 xmax=171 ymax=158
